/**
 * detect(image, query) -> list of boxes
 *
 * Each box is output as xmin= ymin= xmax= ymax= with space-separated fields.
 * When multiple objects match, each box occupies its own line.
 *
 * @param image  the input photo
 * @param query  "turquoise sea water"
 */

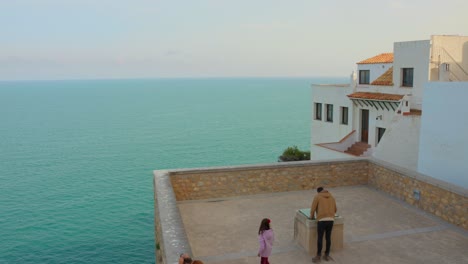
xmin=0 ymin=77 xmax=345 ymax=263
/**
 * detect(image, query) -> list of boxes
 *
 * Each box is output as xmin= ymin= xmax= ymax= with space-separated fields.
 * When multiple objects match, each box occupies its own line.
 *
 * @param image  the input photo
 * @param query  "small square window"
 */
xmin=314 ymin=103 xmax=322 ymax=120
xmin=359 ymin=70 xmax=370 ymax=84
xmin=341 ymin=107 xmax=348 ymax=125
xmin=326 ymin=104 xmax=333 ymax=122
xmin=402 ymin=68 xmax=414 ymax=87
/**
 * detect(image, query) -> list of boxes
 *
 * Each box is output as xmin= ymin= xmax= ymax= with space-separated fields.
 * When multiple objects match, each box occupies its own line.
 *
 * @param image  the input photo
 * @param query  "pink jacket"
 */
xmin=258 ymin=229 xmax=274 ymax=257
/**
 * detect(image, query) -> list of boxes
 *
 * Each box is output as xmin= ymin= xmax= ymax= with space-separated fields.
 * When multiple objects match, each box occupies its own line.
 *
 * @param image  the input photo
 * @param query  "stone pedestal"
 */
xmin=294 ymin=209 xmax=344 ymax=256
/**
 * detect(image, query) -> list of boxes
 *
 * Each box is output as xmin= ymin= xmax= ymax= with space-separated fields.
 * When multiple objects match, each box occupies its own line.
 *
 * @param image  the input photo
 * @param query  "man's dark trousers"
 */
xmin=317 ymin=221 xmax=334 ymax=256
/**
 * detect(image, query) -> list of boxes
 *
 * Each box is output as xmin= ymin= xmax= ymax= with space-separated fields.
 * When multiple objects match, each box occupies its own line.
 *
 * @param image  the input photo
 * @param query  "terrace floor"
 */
xmin=177 ymin=186 xmax=468 ymax=264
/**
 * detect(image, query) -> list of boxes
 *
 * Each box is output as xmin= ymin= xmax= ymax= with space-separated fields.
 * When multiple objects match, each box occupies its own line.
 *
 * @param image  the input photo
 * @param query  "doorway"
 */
xmin=361 ymin=109 xmax=369 ymax=143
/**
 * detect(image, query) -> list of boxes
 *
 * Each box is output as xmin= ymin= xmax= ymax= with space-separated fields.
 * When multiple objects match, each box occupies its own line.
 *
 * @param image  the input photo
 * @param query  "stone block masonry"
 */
xmin=368 ymin=159 xmax=467 ymax=230
xmin=169 ymin=159 xmax=369 ymax=201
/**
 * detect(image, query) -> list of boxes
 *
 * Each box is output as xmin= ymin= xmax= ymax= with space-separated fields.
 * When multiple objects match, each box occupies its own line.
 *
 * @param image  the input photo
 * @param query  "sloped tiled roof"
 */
xmin=347 ymin=92 xmax=403 ymax=101
xmin=357 ymin=53 xmax=393 ymax=64
xmin=371 ymin=67 xmax=393 ymax=86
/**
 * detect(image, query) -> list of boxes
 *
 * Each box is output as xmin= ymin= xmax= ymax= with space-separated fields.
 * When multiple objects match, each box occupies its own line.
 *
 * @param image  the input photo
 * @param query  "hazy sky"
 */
xmin=1 ymin=0 xmax=468 ymax=80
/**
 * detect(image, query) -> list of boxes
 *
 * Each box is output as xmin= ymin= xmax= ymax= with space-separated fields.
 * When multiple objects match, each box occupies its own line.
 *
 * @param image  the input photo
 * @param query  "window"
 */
xmin=314 ymin=103 xmax=322 ymax=120
xmin=326 ymin=104 xmax=333 ymax=122
xmin=341 ymin=106 xmax=348 ymax=125
xmin=359 ymin=70 xmax=370 ymax=84
xmin=377 ymin=127 xmax=386 ymax=145
xmin=402 ymin=68 xmax=414 ymax=87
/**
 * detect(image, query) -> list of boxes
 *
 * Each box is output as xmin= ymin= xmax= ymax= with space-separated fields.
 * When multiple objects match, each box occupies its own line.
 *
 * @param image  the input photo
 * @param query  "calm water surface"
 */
xmin=0 ymin=77 xmax=345 ymax=263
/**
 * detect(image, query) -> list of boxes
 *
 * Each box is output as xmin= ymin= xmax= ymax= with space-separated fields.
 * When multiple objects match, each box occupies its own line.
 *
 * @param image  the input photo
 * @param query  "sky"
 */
xmin=1 ymin=0 xmax=468 ymax=80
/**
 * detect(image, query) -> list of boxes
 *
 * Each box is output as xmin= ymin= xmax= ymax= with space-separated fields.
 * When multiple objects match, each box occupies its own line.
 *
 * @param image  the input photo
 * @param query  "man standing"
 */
xmin=310 ymin=187 xmax=337 ymax=262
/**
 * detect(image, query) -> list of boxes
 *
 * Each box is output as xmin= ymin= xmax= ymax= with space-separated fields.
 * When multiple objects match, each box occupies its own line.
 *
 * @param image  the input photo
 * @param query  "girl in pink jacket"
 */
xmin=257 ymin=218 xmax=275 ymax=264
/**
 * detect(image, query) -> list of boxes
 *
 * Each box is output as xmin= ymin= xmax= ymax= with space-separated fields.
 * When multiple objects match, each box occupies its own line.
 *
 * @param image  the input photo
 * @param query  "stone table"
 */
xmin=294 ymin=209 xmax=344 ymax=256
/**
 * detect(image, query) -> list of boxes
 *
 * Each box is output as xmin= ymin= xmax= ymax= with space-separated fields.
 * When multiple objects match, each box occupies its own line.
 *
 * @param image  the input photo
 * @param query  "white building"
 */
xmin=311 ymin=35 xmax=468 ymax=188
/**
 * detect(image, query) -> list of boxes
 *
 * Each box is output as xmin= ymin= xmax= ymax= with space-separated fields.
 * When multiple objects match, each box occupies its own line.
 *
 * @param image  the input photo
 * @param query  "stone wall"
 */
xmin=169 ymin=159 xmax=369 ymax=201
xmin=154 ymin=170 xmax=192 ymax=264
xmin=368 ymin=159 xmax=467 ymax=230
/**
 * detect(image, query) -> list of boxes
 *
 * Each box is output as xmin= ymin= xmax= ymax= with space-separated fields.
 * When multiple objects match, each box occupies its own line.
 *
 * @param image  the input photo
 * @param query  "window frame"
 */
xmin=314 ymin=102 xmax=322 ymax=120
xmin=340 ymin=106 xmax=349 ymax=125
xmin=401 ymin=68 xmax=414 ymax=87
xmin=359 ymin=70 xmax=370 ymax=84
xmin=326 ymin=104 xmax=333 ymax=122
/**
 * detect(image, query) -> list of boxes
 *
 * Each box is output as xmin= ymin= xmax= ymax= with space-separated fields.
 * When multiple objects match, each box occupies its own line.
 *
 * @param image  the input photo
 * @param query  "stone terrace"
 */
xmin=179 ymin=186 xmax=467 ymax=264
xmin=153 ymin=158 xmax=468 ymax=264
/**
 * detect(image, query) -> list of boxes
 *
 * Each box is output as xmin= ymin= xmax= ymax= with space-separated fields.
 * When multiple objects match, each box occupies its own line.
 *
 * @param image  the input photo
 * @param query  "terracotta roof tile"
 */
xmin=347 ymin=92 xmax=403 ymax=101
xmin=371 ymin=67 xmax=393 ymax=86
xmin=357 ymin=53 xmax=393 ymax=64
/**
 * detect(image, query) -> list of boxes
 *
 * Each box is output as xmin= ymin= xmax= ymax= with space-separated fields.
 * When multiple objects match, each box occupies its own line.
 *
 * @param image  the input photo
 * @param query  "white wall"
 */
xmin=372 ymin=114 xmax=421 ymax=171
xmin=311 ymin=145 xmax=354 ymax=160
xmin=311 ymin=84 xmax=353 ymax=146
xmin=418 ymin=82 xmax=468 ymax=188
xmin=430 ymin=35 xmax=468 ymax=81
xmin=320 ymin=130 xmax=356 ymax=152
xmin=393 ymin=40 xmax=431 ymax=110
xmin=357 ymin=63 xmax=392 ymax=87
xmin=356 ymin=83 xmax=398 ymax=94
xmin=351 ymin=104 xmax=397 ymax=148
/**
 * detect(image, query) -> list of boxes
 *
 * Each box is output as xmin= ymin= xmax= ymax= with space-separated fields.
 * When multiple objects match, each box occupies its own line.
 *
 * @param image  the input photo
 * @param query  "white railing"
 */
xmin=316 ymin=130 xmax=357 ymax=153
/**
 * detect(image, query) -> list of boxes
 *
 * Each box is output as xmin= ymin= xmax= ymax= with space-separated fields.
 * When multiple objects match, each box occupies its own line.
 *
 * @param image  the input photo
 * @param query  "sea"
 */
xmin=0 ymin=77 xmax=345 ymax=264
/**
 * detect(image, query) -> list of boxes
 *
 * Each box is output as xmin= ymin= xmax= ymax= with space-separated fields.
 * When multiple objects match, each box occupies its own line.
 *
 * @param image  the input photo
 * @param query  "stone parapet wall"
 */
xmin=169 ymin=159 xmax=369 ymax=201
xmin=368 ymin=159 xmax=467 ymax=230
xmin=153 ymin=170 xmax=192 ymax=264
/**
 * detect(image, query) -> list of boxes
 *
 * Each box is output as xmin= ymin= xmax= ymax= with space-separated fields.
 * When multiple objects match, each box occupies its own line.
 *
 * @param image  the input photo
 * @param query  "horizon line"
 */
xmin=0 ymin=75 xmax=348 ymax=82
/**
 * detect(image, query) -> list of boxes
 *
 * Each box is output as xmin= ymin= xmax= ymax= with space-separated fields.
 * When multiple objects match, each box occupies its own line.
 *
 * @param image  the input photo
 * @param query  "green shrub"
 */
xmin=278 ymin=146 xmax=310 ymax=162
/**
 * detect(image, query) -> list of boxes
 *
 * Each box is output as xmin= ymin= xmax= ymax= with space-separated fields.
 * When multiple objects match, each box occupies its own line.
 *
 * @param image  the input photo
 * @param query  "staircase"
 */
xmin=345 ymin=142 xmax=371 ymax=156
